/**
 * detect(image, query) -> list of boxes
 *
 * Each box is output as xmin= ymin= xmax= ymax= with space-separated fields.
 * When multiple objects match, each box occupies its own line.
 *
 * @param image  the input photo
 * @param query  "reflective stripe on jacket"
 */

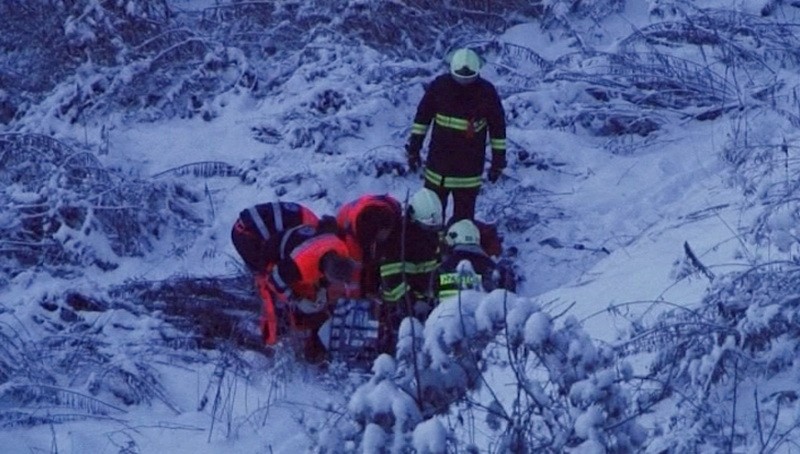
xmin=238 ymin=202 xmax=318 ymax=241
xmin=410 ymin=74 xmax=506 ymax=185
xmin=290 ymin=233 xmax=351 ymax=292
xmin=433 ymin=245 xmax=498 ymax=301
xmin=379 ymin=219 xmax=441 ymax=303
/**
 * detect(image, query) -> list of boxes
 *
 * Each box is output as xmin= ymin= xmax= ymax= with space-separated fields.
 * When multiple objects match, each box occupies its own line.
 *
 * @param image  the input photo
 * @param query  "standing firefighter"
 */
xmin=377 ymin=188 xmax=444 ymax=353
xmin=406 ymin=48 xmax=507 ymax=221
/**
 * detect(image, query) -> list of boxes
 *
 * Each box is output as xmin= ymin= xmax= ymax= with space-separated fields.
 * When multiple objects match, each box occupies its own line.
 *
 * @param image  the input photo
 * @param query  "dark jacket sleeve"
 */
xmin=409 ymin=79 xmax=440 ymax=144
xmin=486 ymin=83 xmax=507 ymax=168
xmin=270 ymin=260 xmax=301 ymax=294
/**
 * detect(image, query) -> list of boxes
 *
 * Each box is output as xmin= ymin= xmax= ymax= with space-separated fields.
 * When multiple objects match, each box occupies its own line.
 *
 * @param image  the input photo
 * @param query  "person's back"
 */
xmin=231 ymin=201 xmax=319 ymax=272
xmin=436 ymin=244 xmax=499 ymax=299
xmin=336 ymin=194 xmax=402 ymax=296
xmin=380 ymin=215 xmax=441 ymax=303
xmin=378 ymin=188 xmax=443 ymax=306
xmin=255 ymin=222 xmax=358 ymax=361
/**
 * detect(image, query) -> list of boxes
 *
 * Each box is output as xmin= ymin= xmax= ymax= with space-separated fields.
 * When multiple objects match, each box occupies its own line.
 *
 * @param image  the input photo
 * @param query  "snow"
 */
xmin=5 ymin=0 xmax=800 ymax=451
xmin=523 ymin=311 xmax=552 ymax=347
xmin=412 ymin=418 xmax=448 ymax=454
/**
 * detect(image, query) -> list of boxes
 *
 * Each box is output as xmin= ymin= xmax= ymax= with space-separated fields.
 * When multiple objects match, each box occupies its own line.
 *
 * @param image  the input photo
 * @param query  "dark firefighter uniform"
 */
xmin=231 ymin=202 xmax=319 ymax=272
xmin=432 ymin=244 xmax=509 ymax=301
xmin=408 ymin=74 xmax=507 ymax=220
xmin=376 ymin=218 xmax=441 ymax=354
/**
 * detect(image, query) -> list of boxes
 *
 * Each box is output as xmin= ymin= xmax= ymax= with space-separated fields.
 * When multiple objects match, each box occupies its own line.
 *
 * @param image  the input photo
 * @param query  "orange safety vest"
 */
xmin=255 ymin=270 xmax=284 ymax=345
xmin=336 ymin=195 xmax=400 ymax=259
xmin=290 ymin=233 xmax=350 ymax=294
xmin=337 ymin=195 xmax=400 ymax=296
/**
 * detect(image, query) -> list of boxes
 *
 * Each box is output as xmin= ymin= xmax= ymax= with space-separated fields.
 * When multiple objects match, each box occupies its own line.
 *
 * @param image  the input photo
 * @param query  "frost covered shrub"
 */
xmin=719 ymin=126 xmax=800 ymax=256
xmin=0 ymin=274 xmax=260 ymax=429
xmin=4 ymin=0 xmax=261 ymax=124
xmin=475 ymin=300 xmax=645 ymax=453
xmin=642 ymin=264 xmax=800 ymax=452
xmin=540 ymin=0 xmax=625 ymax=24
xmin=61 ymin=0 xmax=171 ymax=65
xmin=324 ymin=290 xmax=643 ymax=453
xmin=6 ymin=0 xmax=553 ymax=127
xmin=0 ymin=134 xmax=203 ymax=281
xmin=722 ymin=133 xmax=800 ymax=258
xmin=0 ymin=0 xmax=171 ymax=119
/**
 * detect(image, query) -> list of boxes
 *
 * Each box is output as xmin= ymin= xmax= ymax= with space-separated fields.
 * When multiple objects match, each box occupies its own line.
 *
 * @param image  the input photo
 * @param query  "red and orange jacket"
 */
xmin=336 ymin=194 xmax=402 ymax=295
xmin=269 ymin=226 xmax=356 ymax=300
xmin=258 ymin=225 xmax=358 ymax=345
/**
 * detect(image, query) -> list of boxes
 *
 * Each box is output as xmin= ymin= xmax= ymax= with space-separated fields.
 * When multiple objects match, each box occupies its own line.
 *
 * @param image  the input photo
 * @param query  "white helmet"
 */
xmin=409 ymin=188 xmax=443 ymax=228
xmin=449 ymin=48 xmax=482 ymax=85
xmin=446 ymin=219 xmax=481 ymax=246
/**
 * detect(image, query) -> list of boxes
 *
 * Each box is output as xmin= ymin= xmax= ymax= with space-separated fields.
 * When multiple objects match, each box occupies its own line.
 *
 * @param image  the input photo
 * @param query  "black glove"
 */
xmin=407 ymin=153 xmax=421 ymax=173
xmin=488 ymin=152 xmax=506 ymax=183
xmin=405 ymin=137 xmax=423 ymax=173
xmin=488 ymin=166 xmax=503 ymax=183
xmin=317 ymin=214 xmax=339 ymax=235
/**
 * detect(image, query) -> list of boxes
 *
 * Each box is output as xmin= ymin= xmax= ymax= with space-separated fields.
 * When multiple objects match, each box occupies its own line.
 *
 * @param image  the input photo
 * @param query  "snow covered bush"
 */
xmin=0 ymin=0 xmax=172 ymax=122
xmin=0 ymin=273 xmax=262 ymax=429
xmin=0 ymin=133 xmax=203 ymax=282
xmin=323 ymin=290 xmax=644 ymax=452
xmin=725 ymin=128 xmax=800 ymax=259
xmin=638 ymin=264 xmax=800 ymax=452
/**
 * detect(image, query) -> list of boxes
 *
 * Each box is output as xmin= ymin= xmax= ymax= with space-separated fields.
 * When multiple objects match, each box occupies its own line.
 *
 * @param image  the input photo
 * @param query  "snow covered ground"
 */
xmin=3 ymin=0 xmax=800 ymax=452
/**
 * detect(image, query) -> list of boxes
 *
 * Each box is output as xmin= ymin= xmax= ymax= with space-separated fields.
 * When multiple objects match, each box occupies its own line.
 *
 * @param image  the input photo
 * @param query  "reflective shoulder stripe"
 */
xmin=271 ymin=265 xmax=289 ymax=292
xmin=248 ymin=206 xmax=271 ymax=241
xmin=434 ymin=114 xmax=490 ymax=133
xmin=279 ymin=225 xmax=307 ymax=260
xmin=439 ymin=273 xmax=459 ymax=285
xmin=272 ymin=202 xmax=284 ymax=232
xmin=435 ymin=114 xmax=469 ymax=131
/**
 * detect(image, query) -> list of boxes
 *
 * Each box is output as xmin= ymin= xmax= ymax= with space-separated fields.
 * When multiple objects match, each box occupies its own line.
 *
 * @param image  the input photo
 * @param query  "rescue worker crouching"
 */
xmin=432 ymin=219 xmax=516 ymax=304
xmin=377 ymin=188 xmax=444 ymax=354
xmin=230 ymin=201 xmax=319 ymax=273
xmin=336 ymin=194 xmax=403 ymax=297
xmin=238 ymin=214 xmax=358 ymax=362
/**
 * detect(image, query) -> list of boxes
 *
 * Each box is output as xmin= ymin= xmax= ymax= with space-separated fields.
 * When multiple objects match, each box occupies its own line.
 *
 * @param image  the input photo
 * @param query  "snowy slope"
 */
xmin=4 ymin=0 xmax=800 ymax=452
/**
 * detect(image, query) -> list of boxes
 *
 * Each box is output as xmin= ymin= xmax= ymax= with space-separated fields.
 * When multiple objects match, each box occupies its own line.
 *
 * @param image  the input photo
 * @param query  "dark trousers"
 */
xmin=424 ymin=180 xmax=480 ymax=222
